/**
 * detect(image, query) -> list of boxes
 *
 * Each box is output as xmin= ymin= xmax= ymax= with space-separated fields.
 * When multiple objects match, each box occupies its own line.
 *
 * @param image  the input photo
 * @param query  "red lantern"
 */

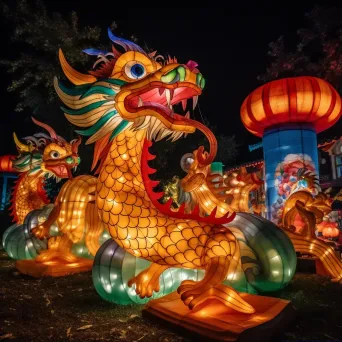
xmin=241 ymin=76 xmax=342 ymax=137
xmin=322 ymin=226 xmax=340 ymax=238
xmin=0 ymin=155 xmax=15 ymax=172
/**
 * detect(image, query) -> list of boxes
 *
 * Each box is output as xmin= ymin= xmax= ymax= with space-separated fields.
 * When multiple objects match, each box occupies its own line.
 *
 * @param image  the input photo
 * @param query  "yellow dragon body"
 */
xmin=45 ymin=29 xmax=297 ymax=312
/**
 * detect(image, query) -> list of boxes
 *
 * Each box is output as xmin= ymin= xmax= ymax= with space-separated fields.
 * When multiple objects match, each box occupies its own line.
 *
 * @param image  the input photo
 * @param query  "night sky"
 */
xmin=1 ymin=2 xmax=341 ymax=166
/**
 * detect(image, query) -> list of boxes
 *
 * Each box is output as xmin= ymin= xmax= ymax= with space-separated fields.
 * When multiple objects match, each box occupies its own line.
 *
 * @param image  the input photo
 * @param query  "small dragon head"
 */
xmin=12 ymin=117 xmax=81 ymax=180
xmin=54 ymin=28 xmax=217 ymax=172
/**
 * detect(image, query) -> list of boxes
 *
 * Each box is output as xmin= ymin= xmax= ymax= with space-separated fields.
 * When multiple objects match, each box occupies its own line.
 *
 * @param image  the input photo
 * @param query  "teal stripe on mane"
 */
xmin=61 ymin=100 xmax=108 ymax=115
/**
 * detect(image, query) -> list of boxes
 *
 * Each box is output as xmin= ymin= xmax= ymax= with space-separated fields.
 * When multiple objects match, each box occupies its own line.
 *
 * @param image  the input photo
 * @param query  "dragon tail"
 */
xmin=2 ymin=207 xmax=50 ymax=260
xmin=226 ymin=213 xmax=297 ymax=293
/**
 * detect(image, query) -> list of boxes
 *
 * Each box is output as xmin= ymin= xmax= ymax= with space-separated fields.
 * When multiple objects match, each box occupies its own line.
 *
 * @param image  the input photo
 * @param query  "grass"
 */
xmin=0 ymin=250 xmax=342 ymax=341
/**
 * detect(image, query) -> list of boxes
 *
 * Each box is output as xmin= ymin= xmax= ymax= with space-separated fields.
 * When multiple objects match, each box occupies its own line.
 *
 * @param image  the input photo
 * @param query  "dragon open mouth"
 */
xmin=124 ymin=80 xmax=217 ymax=166
xmin=125 ymin=82 xmax=199 ymax=122
xmin=45 ymin=164 xmax=72 ymax=179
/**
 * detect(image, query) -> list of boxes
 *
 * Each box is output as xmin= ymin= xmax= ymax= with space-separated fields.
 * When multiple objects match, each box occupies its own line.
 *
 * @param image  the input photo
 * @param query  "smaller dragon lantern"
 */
xmin=9 ymin=117 xmax=81 ymax=224
xmin=281 ymin=190 xmax=342 ymax=283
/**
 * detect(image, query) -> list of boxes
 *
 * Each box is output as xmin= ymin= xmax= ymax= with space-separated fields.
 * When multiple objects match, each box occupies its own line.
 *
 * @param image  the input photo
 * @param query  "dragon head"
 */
xmin=54 ymin=28 xmax=217 ymax=173
xmin=12 ymin=117 xmax=81 ymax=180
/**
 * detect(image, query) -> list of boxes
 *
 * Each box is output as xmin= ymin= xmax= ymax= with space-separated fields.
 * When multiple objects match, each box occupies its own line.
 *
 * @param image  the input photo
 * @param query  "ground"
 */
xmin=0 ymin=250 xmax=342 ymax=342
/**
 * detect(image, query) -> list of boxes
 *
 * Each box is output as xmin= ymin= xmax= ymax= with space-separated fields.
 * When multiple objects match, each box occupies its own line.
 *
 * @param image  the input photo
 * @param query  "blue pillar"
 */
xmin=0 ymin=173 xmax=18 ymax=211
xmin=1 ymin=175 xmax=8 ymax=211
xmin=262 ymin=124 xmax=318 ymax=223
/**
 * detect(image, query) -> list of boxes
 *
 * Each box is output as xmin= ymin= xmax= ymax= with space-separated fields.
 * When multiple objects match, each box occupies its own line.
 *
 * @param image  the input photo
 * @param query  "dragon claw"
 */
xmin=177 ymin=281 xmax=255 ymax=314
xmin=128 ymin=264 xmax=168 ymax=299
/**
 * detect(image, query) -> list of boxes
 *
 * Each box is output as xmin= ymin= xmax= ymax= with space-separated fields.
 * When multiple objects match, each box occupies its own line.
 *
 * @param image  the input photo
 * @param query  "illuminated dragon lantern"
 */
xmin=9 ymin=117 xmax=81 ymax=224
xmin=2 ymin=118 xmax=81 ymax=260
xmin=48 ymin=29 xmax=296 ymax=312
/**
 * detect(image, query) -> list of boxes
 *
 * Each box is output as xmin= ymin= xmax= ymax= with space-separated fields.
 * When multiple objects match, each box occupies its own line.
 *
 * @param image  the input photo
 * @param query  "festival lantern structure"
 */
xmin=241 ymin=77 xmax=342 ymax=223
xmin=241 ymin=77 xmax=342 ymax=283
xmin=28 ymin=29 xmax=299 ymax=338
xmin=2 ymin=118 xmax=83 ymax=261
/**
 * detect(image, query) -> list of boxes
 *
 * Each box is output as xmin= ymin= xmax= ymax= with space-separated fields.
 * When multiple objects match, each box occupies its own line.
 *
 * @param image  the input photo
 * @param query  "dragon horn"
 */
xmin=13 ymin=132 xmax=34 ymax=152
xmin=58 ymin=49 xmax=97 ymax=85
xmin=71 ymin=135 xmax=82 ymax=153
xmin=31 ymin=117 xmax=58 ymax=141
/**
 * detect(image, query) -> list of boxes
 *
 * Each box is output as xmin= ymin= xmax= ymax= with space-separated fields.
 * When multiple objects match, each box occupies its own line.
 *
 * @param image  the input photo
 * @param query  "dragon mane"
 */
xmin=54 ymin=28 xmax=178 ymax=174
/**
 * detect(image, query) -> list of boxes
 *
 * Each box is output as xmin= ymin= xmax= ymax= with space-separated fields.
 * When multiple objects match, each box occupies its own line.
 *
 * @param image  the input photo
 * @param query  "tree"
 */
xmin=0 ymin=1 xmax=112 ymax=114
xmin=0 ymin=0 xmax=116 ymax=172
xmin=259 ymin=5 xmax=342 ymax=93
xmin=0 ymin=1 xmax=237 ymax=177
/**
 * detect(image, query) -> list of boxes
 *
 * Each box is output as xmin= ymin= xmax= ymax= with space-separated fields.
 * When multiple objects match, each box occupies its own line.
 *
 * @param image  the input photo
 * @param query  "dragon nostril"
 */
xmin=196 ymin=73 xmax=205 ymax=89
xmin=200 ymin=77 xmax=206 ymax=89
xmin=66 ymin=157 xmax=74 ymax=164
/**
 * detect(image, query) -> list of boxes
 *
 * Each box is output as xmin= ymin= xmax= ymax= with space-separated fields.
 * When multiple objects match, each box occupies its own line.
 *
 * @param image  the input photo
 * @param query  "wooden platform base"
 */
xmin=142 ymin=291 xmax=295 ymax=342
xmin=15 ymin=258 xmax=93 ymax=277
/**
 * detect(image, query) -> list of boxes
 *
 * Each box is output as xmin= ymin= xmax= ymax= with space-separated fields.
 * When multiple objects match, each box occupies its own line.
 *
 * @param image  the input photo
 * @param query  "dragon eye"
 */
xmin=50 ymin=151 xmax=60 ymax=159
xmin=124 ymin=61 xmax=146 ymax=80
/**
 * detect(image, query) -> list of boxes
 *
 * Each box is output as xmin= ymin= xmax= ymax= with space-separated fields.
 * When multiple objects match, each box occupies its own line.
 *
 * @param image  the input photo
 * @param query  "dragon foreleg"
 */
xmin=177 ymin=226 xmax=255 ymax=313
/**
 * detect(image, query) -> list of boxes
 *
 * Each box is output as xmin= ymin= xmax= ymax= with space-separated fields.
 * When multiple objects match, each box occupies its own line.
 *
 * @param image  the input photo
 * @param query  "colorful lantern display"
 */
xmin=2 ymin=118 xmax=82 ymax=260
xmin=48 ymin=29 xmax=298 ymax=314
xmin=241 ymin=77 xmax=342 ymax=223
xmin=8 ymin=117 xmax=81 ymax=224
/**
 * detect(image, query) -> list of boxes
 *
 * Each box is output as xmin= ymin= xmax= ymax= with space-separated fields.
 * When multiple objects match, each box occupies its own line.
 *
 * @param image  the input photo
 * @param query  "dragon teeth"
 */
xmin=193 ymin=95 xmax=198 ymax=109
xmin=165 ymin=89 xmax=172 ymax=106
xmin=171 ymin=131 xmax=183 ymax=142
xmin=185 ymin=111 xmax=190 ymax=119
xmin=138 ymin=96 xmax=143 ymax=107
xmin=181 ymin=99 xmax=187 ymax=111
